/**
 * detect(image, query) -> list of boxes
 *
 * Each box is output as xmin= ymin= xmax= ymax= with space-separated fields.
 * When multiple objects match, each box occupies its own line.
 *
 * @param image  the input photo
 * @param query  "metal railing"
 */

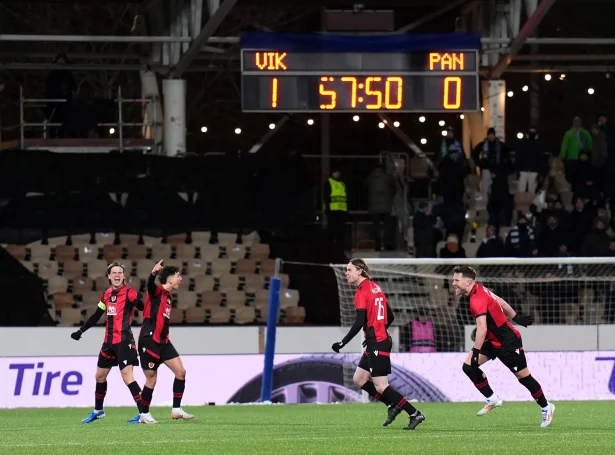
xmin=15 ymin=86 xmax=160 ymax=152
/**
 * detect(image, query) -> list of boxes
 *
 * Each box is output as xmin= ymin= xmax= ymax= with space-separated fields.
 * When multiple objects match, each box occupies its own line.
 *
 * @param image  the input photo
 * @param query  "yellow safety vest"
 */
xmin=328 ymin=178 xmax=347 ymax=212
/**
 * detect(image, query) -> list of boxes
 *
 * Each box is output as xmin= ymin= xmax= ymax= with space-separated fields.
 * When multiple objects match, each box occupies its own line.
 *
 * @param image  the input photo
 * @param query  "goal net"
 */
xmin=331 ymin=257 xmax=615 ymax=401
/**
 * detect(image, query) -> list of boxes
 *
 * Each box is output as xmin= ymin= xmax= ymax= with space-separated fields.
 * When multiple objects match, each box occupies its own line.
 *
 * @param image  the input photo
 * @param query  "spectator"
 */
xmin=487 ymin=172 xmax=512 ymax=233
xmin=439 ymin=126 xmax=463 ymax=159
xmin=567 ymin=199 xmax=597 ymax=255
xmin=412 ymin=202 xmax=438 ymax=258
xmin=591 ymin=124 xmax=608 ymax=188
xmin=367 ymin=164 xmax=397 ymax=251
xmin=437 ymin=144 xmax=468 ymax=205
xmin=439 ymin=234 xmax=466 ymax=259
xmin=505 ymin=213 xmax=537 ymax=257
xmin=537 ymin=214 xmax=566 ymax=257
xmin=472 ymin=127 xmax=511 ymax=204
xmin=516 ymin=127 xmax=546 ymax=194
xmin=560 ymin=116 xmax=592 ymax=187
xmin=476 ymin=225 xmax=506 ymax=258
xmin=581 ymin=217 xmax=611 ymax=257
xmin=432 ymin=200 xmax=466 ymax=241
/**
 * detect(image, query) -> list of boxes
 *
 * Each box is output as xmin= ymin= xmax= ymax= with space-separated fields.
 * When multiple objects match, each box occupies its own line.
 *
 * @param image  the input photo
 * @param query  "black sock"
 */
xmin=94 ymin=381 xmax=107 ymax=411
xmin=381 ymin=386 xmax=417 ymax=416
xmin=519 ymin=375 xmax=548 ymax=408
xmin=141 ymin=386 xmax=154 ymax=413
xmin=173 ymin=379 xmax=185 ymax=408
xmin=361 ymin=381 xmax=391 ymax=405
xmin=127 ymin=381 xmax=144 ymax=413
xmin=462 ymin=363 xmax=495 ymax=399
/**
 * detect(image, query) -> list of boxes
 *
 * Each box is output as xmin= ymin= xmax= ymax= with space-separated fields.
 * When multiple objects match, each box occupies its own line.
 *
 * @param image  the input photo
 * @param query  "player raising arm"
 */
xmin=137 ymin=260 xmax=193 ymax=424
xmin=331 ymin=258 xmax=426 ymax=431
xmin=452 ymin=265 xmax=555 ymax=428
xmin=71 ymin=262 xmax=145 ymax=424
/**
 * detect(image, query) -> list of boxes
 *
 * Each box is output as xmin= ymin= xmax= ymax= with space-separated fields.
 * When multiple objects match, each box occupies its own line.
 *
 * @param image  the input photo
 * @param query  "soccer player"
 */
xmin=137 ymin=260 xmax=193 ymax=424
xmin=70 ymin=262 xmax=144 ymax=424
xmin=452 ymin=265 xmax=555 ymax=428
xmin=331 ymin=258 xmax=426 ymax=430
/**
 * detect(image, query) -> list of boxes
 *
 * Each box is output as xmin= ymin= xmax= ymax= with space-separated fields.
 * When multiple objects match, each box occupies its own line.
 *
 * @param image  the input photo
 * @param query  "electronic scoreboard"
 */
xmin=240 ymin=32 xmax=481 ymax=113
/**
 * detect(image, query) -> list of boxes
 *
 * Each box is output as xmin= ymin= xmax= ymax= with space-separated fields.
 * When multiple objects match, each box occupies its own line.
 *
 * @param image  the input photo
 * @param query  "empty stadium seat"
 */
xmin=81 ymin=291 xmax=102 ymax=308
xmin=285 ymin=306 xmax=306 ymax=323
xmin=120 ymin=234 xmax=140 ymax=245
xmin=6 ymin=244 xmax=26 ymax=260
xmin=201 ymin=291 xmax=222 ymax=308
xmin=175 ymin=291 xmax=197 ymax=309
xmin=88 ymin=260 xmax=108 ymax=278
xmin=170 ymin=309 xmax=185 ymax=324
xmin=209 ymin=307 xmax=231 ymax=323
xmin=175 ymin=244 xmax=196 ymax=259
xmin=94 ymin=276 xmax=110 ymax=291
xmin=71 ymin=233 xmax=92 ymax=246
xmin=254 ymin=289 xmax=270 ymax=305
xmin=241 ymin=231 xmax=260 ymax=246
xmin=255 ymin=303 xmax=268 ymax=322
xmin=217 ymin=232 xmax=237 ymax=247
xmin=103 ymin=244 xmax=123 ymax=262
xmin=224 ymin=290 xmax=246 ymax=309
xmin=55 ymin=245 xmax=76 ymax=262
xmin=185 ymin=307 xmax=206 ymax=323
xmin=210 ymin=258 xmax=231 ymax=276
xmin=72 ymin=277 xmax=94 ymax=294
xmin=126 ymin=244 xmax=148 ymax=261
xmin=135 ymin=259 xmax=152 ymax=278
xmin=62 ymin=261 xmax=84 ymax=279
xmin=20 ymin=260 xmax=35 ymax=272
xmin=38 ymin=261 xmax=59 ymax=280
xmin=250 ymin=243 xmax=270 ymax=261
xmin=30 ymin=244 xmax=51 ymax=262
xmin=186 ymin=260 xmax=207 ymax=277
xmin=167 ymin=233 xmax=188 ymax=245
xmin=260 ymin=259 xmax=276 ymax=275
xmin=78 ymin=246 xmax=99 ymax=263
xmin=200 ymin=244 xmax=220 ymax=261
xmin=94 ymin=233 xmax=115 ymax=245
xmin=236 ymin=259 xmax=257 ymax=275
xmin=194 ymin=275 xmax=215 ymax=293
xmin=226 ymin=245 xmax=246 ymax=261
xmin=52 ymin=292 xmax=75 ymax=310
xmin=151 ymin=243 xmax=172 ymax=259
xmin=191 ymin=231 xmax=211 ymax=244
xmin=48 ymin=275 xmax=69 ymax=294
xmin=219 ymin=274 xmax=240 ymax=292
xmin=234 ymin=306 xmax=255 ymax=324
xmin=243 ymin=274 xmax=265 ymax=293
xmin=59 ymin=308 xmax=82 ymax=327
xmin=280 ymin=289 xmax=300 ymax=308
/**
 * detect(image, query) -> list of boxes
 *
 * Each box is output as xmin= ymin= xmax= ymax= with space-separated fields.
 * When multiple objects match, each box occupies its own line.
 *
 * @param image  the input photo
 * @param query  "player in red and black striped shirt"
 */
xmin=138 ymin=260 xmax=193 ymax=423
xmin=452 ymin=265 xmax=555 ymax=428
xmin=331 ymin=258 xmax=426 ymax=431
xmin=70 ymin=262 xmax=144 ymax=424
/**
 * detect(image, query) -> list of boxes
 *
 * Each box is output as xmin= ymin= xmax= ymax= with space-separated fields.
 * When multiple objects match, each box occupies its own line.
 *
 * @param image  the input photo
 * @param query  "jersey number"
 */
xmin=375 ymin=297 xmax=385 ymax=320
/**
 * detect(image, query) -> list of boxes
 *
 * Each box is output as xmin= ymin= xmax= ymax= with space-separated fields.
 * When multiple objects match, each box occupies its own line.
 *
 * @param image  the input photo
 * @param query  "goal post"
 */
xmin=331 ymin=257 xmax=615 ymax=400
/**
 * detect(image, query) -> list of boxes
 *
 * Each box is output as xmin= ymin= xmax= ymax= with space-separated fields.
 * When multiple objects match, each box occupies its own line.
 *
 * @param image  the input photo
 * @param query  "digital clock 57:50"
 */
xmin=267 ymin=74 xmax=463 ymax=111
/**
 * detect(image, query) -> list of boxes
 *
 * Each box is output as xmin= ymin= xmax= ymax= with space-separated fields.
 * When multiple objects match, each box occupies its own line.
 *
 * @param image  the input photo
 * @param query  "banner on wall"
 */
xmin=1 ymin=352 xmax=615 ymax=408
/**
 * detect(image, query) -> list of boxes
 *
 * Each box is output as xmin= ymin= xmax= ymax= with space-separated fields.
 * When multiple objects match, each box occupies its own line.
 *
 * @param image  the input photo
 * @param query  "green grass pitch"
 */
xmin=0 ymin=402 xmax=613 ymax=454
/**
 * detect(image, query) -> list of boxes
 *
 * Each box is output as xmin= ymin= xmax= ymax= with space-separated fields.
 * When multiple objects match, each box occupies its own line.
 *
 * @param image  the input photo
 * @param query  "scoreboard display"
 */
xmin=240 ymin=32 xmax=481 ymax=113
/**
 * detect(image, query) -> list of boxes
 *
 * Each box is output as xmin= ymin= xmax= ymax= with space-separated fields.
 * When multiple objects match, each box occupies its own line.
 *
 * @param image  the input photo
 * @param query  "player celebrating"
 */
xmin=452 ymin=265 xmax=555 ymax=428
xmin=71 ymin=262 xmax=144 ymax=424
xmin=331 ymin=258 xmax=426 ymax=430
xmin=138 ymin=260 xmax=193 ymax=424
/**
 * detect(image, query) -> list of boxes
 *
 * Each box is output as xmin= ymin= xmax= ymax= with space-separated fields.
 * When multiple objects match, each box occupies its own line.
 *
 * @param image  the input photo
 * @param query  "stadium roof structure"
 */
xmin=1 ymin=0 xmax=615 ymax=75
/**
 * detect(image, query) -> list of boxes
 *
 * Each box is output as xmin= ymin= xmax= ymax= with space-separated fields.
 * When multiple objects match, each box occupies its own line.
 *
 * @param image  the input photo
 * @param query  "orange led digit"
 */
xmin=443 ymin=76 xmax=462 ymax=109
xmin=365 ymin=76 xmax=383 ymax=110
xmin=341 ymin=76 xmax=358 ymax=108
xmin=254 ymin=52 xmax=288 ymax=71
xmin=271 ymin=77 xmax=278 ymax=108
xmin=319 ymin=77 xmax=336 ymax=110
xmin=384 ymin=77 xmax=403 ymax=109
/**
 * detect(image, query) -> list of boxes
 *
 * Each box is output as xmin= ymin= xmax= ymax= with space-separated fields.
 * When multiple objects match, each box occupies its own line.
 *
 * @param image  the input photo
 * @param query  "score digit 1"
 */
xmin=271 ymin=77 xmax=279 ymax=108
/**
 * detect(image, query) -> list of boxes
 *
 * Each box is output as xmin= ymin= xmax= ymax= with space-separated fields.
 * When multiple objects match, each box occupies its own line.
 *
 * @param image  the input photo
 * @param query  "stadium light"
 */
xmin=522 ymin=85 xmax=529 ymax=92
xmin=268 ymin=123 xmax=275 ymax=130
xmin=307 ymin=119 xmax=314 ymax=125
xmin=438 ymin=120 xmax=445 ymax=126
xmin=419 ymin=116 xmax=426 ymax=123
xmin=393 ymin=121 xmax=400 ymax=127
xmin=588 ymin=88 xmax=595 ymax=95
xmin=353 ymin=115 xmax=360 ymax=122
xmin=109 ymin=128 xmax=115 ymax=135
xmin=441 ymin=130 xmax=447 ymax=136
xmin=420 ymin=138 xmax=427 ymax=144
xmin=234 ymin=128 xmax=241 ymax=134
xmin=544 ymin=74 xmax=552 ymax=81
xmin=507 ymin=91 xmax=514 ymax=97
xmin=517 ymin=132 xmax=524 ymax=139
xmin=560 ymin=73 xmax=566 ymax=80
xmin=481 ymin=107 xmax=485 ymax=112
xmin=200 ymin=126 xmax=207 ymax=133
xmin=378 ymin=122 xmax=385 ymax=129
xmin=459 ymin=114 xmax=465 ymax=119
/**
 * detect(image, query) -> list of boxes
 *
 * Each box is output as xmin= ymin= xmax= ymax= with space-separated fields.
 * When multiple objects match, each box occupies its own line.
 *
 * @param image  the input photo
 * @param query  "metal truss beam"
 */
xmin=377 ymin=114 xmax=433 ymax=170
xmin=248 ymin=116 xmax=290 ymax=154
xmin=0 ymin=62 xmax=222 ymax=72
xmin=170 ymin=0 xmax=238 ymax=78
xmin=489 ymin=0 xmax=557 ymax=78
xmin=505 ymin=66 xmax=615 ymax=73
xmin=395 ymin=0 xmax=469 ymax=33
xmin=0 ymin=34 xmax=239 ymax=44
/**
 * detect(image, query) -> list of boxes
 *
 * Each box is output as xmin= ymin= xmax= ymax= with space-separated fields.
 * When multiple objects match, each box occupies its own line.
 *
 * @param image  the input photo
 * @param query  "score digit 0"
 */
xmin=443 ymin=76 xmax=461 ymax=109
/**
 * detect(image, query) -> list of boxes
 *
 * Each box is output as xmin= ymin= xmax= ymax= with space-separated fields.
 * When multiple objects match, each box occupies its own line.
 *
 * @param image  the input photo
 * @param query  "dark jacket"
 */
xmin=367 ymin=167 xmax=396 ymax=215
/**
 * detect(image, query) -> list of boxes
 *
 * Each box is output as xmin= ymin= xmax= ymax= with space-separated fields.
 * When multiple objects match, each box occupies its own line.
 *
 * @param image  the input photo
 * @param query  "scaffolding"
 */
xmin=4 ymin=86 xmax=160 ymax=153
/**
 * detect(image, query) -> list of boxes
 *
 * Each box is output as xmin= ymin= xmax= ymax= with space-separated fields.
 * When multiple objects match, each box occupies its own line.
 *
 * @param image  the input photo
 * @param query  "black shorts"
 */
xmin=97 ymin=341 xmax=139 ymax=370
xmin=358 ymin=337 xmax=392 ymax=377
xmin=138 ymin=337 xmax=179 ymax=371
xmin=480 ymin=339 xmax=528 ymax=374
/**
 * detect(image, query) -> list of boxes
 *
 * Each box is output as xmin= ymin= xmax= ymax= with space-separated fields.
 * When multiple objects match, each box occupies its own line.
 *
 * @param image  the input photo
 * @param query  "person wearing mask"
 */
xmin=505 ymin=214 xmax=537 ymax=257
xmin=440 ymin=126 xmax=463 ymax=159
